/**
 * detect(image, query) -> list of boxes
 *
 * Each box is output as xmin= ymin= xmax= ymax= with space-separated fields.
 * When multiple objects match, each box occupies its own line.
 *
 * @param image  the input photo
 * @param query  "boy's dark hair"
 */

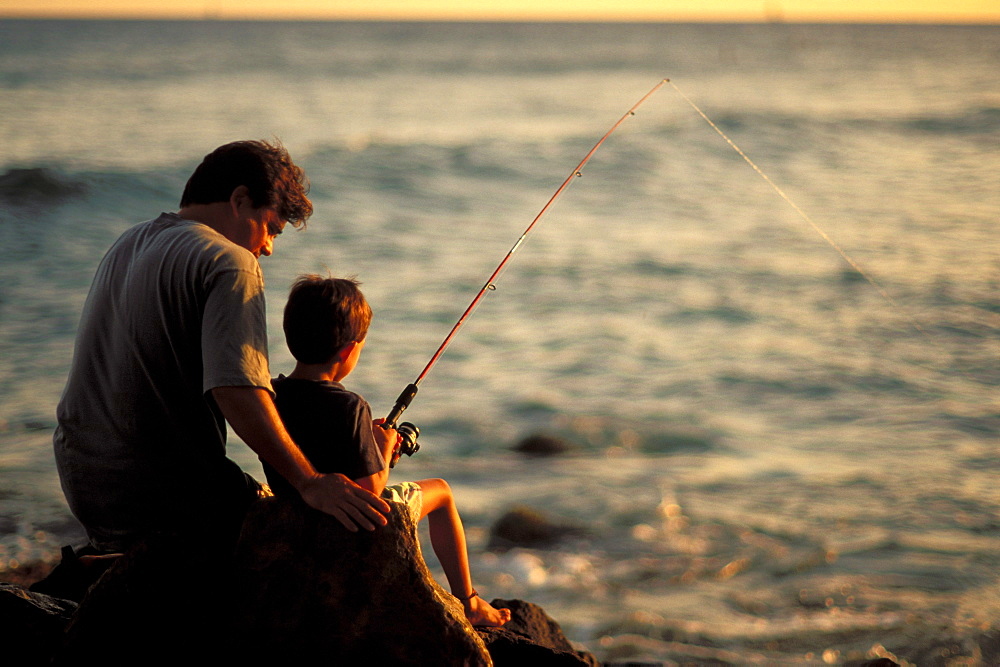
xmin=283 ymin=275 xmax=372 ymax=364
xmin=179 ymin=139 xmax=313 ymax=227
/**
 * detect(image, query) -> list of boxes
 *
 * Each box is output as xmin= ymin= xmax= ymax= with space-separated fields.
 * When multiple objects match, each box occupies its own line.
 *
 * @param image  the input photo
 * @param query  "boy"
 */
xmin=263 ymin=274 xmax=510 ymax=628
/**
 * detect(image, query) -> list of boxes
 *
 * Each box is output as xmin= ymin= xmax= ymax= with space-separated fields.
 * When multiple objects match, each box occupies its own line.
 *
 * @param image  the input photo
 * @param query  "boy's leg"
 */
xmin=415 ymin=478 xmax=473 ymax=598
xmin=416 ymin=478 xmax=510 ymax=627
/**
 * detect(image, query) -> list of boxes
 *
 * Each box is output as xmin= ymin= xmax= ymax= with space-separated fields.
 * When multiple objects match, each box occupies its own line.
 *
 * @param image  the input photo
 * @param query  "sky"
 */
xmin=2 ymin=0 xmax=998 ymax=23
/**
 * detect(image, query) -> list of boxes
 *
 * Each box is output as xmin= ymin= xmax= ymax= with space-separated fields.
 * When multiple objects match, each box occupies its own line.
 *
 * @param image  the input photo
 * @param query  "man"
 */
xmin=53 ymin=140 xmax=391 ymax=555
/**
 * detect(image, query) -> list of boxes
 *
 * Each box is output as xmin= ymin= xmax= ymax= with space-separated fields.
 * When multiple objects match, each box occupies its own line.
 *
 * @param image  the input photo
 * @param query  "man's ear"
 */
xmin=229 ymin=185 xmax=251 ymax=216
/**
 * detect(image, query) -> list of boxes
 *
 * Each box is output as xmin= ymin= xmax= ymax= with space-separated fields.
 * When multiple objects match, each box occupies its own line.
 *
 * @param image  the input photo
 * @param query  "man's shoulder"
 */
xmin=129 ymin=213 xmax=256 ymax=268
xmin=128 ymin=212 xmax=195 ymax=238
xmin=167 ymin=219 xmax=263 ymax=290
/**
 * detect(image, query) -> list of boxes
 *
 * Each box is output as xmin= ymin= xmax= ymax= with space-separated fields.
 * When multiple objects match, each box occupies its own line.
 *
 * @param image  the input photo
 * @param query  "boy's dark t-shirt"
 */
xmin=263 ymin=374 xmax=385 ymax=497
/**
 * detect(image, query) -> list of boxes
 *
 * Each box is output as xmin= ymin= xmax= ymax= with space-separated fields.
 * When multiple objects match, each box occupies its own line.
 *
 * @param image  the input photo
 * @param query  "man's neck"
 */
xmin=177 ymin=202 xmax=234 ymax=236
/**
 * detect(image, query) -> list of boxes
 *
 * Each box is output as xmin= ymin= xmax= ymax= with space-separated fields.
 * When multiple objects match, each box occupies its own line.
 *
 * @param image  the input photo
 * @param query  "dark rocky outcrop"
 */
xmin=489 ymin=505 xmax=589 ymax=551
xmin=29 ymin=545 xmax=120 ymax=603
xmin=227 ymin=495 xmax=492 ymax=665
xmin=481 ymin=598 xmax=599 ymax=666
xmin=0 ymin=583 xmax=77 ymax=667
xmin=54 ymin=532 xmax=235 ymax=664
xmin=47 ymin=495 xmax=596 ymax=666
xmin=511 ymin=433 xmax=578 ymax=457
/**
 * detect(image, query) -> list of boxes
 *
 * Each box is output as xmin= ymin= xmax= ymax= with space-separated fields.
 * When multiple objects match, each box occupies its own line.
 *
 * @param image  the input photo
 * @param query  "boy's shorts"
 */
xmin=381 ymin=481 xmax=423 ymax=525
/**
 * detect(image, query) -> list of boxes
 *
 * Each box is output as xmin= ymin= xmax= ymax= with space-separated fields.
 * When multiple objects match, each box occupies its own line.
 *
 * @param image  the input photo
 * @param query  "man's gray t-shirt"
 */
xmin=54 ymin=213 xmax=272 ymax=550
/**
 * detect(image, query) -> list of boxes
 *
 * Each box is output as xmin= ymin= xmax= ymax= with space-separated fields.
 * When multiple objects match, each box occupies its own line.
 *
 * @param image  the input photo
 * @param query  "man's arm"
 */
xmin=211 ymin=386 xmax=391 ymax=531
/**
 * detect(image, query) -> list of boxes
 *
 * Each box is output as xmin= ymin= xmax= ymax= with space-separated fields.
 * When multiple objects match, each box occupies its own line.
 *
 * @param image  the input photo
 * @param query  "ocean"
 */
xmin=0 ymin=19 xmax=997 ymax=664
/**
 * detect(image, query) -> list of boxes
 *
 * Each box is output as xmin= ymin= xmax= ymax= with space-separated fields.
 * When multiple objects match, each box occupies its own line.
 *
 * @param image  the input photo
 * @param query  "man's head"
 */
xmin=180 ymin=139 xmax=313 ymax=228
xmin=284 ymin=275 xmax=372 ymax=366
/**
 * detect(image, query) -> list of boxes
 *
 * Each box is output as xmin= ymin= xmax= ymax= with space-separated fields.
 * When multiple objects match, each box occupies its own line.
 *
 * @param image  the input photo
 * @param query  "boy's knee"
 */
xmin=419 ymin=478 xmax=455 ymax=510
xmin=420 ymin=477 xmax=450 ymax=493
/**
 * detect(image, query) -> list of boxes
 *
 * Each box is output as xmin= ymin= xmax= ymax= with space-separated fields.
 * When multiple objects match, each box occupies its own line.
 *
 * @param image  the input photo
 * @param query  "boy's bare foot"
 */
xmin=459 ymin=590 xmax=511 ymax=628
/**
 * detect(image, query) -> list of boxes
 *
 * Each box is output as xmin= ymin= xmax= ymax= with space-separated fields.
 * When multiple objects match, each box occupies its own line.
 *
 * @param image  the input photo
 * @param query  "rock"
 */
xmin=0 ymin=583 xmax=77 ymax=666
xmin=55 ymin=534 xmax=234 ymax=665
xmin=41 ymin=495 xmax=598 ymax=665
xmin=227 ymin=495 xmax=492 ymax=665
xmin=29 ymin=545 xmax=120 ymax=603
xmin=511 ymin=433 xmax=577 ymax=457
xmin=479 ymin=598 xmax=599 ymax=666
xmin=489 ymin=505 xmax=588 ymax=551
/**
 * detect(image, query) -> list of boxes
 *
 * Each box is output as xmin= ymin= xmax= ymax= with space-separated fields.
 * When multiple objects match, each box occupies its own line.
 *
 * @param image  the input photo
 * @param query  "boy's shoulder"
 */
xmin=272 ymin=375 xmax=369 ymax=407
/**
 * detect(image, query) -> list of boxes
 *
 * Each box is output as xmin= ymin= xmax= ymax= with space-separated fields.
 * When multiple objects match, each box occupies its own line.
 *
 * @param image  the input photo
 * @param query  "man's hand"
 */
xmin=297 ymin=472 xmax=392 ymax=532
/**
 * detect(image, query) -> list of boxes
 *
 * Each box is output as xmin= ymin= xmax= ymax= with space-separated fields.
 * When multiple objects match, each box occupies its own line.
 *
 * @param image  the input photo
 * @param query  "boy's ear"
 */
xmin=335 ymin=341 xmax=359 ymax=362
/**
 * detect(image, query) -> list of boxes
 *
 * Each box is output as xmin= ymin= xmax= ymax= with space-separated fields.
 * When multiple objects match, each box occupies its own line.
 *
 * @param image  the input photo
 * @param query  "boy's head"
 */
xmin=283 ymin=275 xmax=372 ymax=365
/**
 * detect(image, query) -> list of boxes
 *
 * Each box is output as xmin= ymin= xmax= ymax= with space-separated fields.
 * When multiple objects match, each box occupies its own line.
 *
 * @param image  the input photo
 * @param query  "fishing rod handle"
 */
xmin=382 ymin=383 xmax=419 ymax=430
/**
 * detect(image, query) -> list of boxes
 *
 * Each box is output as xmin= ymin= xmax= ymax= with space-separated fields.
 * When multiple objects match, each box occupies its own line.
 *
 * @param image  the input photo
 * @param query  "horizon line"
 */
xmin=1 ymin=14 xmax=998 ymax=25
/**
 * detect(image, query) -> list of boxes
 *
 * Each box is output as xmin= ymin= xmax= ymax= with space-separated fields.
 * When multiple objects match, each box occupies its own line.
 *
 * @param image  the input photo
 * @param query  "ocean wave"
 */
xmin=717 ymin=372 xmax=838 ymax=399
xmin=703 ymin=110 xmax=810 ymax=136
xmin=304 ymin=134 xmax=656 ymax=218
xmin=0 ymin=164 xmax=184 ymax=215
xmin=629 ymin=258 xmax=698 ymax=278
xmin=838 ymin=107 xmax=1000 ymax=138
xmin=671 ymin=106 xmax=1000 ymax=143
xmin=309 ymin=140 xmax=529 ymax=191
xmin=670 ymin=305 xmax=757 ymax=325
xmin=308 ymin=134 xmax=609 ymax=178
xmin=640 ymin=426 xmax=720 ymax=454
xmin=900 ymin=107 xmax=1000 ymax=136
xmin=942 ymin=411 xmax=1000 ymax=439
xmin=0 ymin=167 xmax=85 ymax=204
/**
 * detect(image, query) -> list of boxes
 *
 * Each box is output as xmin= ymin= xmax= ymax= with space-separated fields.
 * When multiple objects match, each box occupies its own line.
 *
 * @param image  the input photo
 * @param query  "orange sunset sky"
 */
xmin=1 ymin=0 xmax=998 ymax=23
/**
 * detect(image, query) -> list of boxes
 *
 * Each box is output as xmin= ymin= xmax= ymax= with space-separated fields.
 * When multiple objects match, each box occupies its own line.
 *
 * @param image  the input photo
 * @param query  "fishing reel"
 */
xmin=390 ymin=421 xmax=420 ymax=469
xmin=384 ymin=383 xmax=420 ymax=468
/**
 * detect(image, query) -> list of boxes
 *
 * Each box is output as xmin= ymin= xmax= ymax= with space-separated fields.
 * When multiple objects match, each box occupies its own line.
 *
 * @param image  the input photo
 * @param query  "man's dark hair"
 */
xmin=283 ymin=275 xmax=372 ymax=365
xmin=179 ymin=139 xmax=313 ymax=227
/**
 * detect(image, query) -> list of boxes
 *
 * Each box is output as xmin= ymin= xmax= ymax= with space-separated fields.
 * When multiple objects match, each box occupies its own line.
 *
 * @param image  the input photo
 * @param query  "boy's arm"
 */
xmin=353 ymin=418 xmax=398 ymax=496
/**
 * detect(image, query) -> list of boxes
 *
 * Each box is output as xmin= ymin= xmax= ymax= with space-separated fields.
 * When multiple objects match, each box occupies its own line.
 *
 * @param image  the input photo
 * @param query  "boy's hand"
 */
xmin=297 ymin=472 xmax=391 ymax=532
xmin=372 ymin=418 xmax=399 ymax=465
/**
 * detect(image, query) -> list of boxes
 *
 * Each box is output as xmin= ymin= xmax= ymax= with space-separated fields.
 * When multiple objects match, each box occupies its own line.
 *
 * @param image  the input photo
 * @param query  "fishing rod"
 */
xmin=382 ymin=79 xmax=669 ymax=467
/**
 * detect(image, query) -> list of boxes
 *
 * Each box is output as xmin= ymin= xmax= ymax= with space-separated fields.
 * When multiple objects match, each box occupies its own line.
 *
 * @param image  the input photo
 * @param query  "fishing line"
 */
xmin=667 ymin=79 xmax=937 ymax=341
xmin=381 ymin=79 xmax=669 ymax=464
xmin=382 ymin=77 xmax=964 ymax=466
